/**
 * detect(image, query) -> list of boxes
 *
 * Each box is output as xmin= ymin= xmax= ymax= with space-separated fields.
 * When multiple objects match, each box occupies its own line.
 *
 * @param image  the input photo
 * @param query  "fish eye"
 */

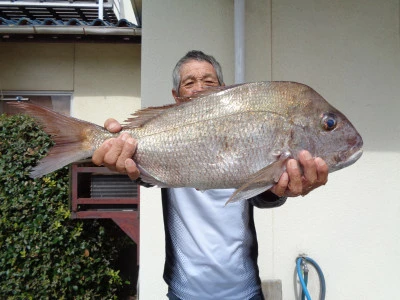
xmin=321 ymin=113 xmax=337 ymax=131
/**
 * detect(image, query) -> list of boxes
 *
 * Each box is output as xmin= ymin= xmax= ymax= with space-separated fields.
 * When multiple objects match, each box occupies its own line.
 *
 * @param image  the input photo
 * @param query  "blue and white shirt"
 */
xmin=162 ymin=188 xmax=285 ymax=300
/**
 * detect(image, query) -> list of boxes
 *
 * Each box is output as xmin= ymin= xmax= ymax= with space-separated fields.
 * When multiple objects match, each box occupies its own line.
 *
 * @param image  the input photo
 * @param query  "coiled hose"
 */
xmin=296 ymin=256 xmax=326 ymax=300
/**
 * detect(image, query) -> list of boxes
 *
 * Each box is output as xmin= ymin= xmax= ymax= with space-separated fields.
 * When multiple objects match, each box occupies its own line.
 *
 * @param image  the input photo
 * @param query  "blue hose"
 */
xmin=301 ymin=264 xmax=308 ymax=300
xmin=296 ymin=256 xmax=326 ymax=300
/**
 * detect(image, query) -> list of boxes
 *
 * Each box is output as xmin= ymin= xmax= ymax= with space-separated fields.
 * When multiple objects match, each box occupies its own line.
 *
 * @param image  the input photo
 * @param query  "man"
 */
xmin=92 ymin=51 xmax=328 ymax=299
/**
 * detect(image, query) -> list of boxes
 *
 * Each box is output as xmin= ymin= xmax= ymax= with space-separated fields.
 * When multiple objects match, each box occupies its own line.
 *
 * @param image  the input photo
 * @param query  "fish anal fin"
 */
xmin=226 ymin=151 xmax=291 ymax=205
xmin=135 ymin=166 xmax=169 ymax=188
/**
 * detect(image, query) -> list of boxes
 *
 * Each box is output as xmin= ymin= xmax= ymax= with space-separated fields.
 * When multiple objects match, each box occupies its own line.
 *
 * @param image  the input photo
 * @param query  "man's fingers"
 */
xmin=125 ymin=159 xmax=140 ymax=180
xmin=92 ymin=139 xmax=111 ymax=166
xmin=104 ymin=118 xmax=122 ymax=133
xmin=115 ymin=137 xmax=137 ymax=173
xmin=300 ymin=155 xmax=329 ymax=196
xmin=103 ymin=137 xmax=125 ymax=168
xmin=299 ymin=151 xmax=317 ymax=186
xmin=287 ymin=159 xmax=302 ymax=196
xmin=315 ymin=157 xmax=329 ymax=185
xmin=270 ymin=172 xmax=289 ymax=197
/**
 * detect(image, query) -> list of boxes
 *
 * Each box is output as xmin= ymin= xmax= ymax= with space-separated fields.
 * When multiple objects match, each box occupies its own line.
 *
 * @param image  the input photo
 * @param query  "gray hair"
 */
xmin=172 ymin=50 xmax=224 ymax=93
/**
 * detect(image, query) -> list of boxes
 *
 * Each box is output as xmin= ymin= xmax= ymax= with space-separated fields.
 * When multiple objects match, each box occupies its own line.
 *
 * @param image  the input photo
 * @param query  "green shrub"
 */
xmin=0 ymin=113 xmax=135 ymax=299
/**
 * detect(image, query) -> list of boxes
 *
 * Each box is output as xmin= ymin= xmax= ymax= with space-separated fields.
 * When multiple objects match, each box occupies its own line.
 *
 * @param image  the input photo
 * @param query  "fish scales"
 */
xmin=8 ymin=81 xmax=363 ymax=203
xmin=131 ymin=82 xmax=306 ymax=188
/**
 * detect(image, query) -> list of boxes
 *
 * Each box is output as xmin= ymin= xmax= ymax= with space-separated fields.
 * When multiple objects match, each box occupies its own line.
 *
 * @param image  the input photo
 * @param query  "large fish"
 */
xmin=9 ymin=81 xmax=363 ymax=203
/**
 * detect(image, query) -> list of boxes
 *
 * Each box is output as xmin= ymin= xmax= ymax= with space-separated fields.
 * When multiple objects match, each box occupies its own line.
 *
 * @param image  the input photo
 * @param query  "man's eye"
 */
xmin=184 ymin=82 xmax=193 ymax=87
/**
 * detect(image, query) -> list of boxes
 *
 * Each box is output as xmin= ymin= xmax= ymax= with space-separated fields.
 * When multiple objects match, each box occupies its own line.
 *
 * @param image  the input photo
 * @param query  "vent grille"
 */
xmin=91 ymin=174 xmax=138 ymax=198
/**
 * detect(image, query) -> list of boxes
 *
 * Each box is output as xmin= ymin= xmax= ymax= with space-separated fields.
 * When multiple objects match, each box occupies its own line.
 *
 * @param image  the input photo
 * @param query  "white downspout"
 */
xmin=98 ymin=0 xmax=104 ymax=20
xmin=234 ymin=0 xmax=245 ymax=84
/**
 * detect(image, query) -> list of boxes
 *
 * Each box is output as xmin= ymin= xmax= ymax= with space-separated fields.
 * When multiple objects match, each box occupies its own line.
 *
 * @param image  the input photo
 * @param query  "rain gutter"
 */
xmin=0 ymin=21 xmax=141 ymax=43
xmin=0 ymin=25 xmax=141 ymax=37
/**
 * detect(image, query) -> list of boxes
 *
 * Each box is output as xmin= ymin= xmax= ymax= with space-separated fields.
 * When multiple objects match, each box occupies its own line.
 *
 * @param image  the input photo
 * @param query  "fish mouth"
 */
xmin=330 ymin=147 xmax=363 ymax=173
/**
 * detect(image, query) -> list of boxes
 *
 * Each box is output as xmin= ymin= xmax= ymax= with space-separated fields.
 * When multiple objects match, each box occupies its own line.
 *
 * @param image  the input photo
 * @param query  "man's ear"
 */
xmin=172 ymin=89 xmax=180 ymax=103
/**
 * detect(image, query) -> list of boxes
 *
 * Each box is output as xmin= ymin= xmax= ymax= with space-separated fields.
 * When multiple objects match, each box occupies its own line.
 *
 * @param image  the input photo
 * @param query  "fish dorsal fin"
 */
xmin=122 ymin=103 xmax=178 ymax=129
xmin=122 ymin=83 xmax=245 ymax=128
xmin=226 ymin=151 xmax=292 ymax=205
xmin=175 ymin=84 xmax=243 ymax=102
xmin=122 ymin=84 xmax=244 ymax=128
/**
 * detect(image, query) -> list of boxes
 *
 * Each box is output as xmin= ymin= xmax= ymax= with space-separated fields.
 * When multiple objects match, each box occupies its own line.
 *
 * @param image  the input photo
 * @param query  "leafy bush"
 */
xmin=0 ymin=113 xmax=135 ymax=299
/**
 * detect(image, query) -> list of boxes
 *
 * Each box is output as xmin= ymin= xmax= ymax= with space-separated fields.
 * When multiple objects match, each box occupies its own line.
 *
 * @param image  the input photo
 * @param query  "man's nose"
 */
xmin=192 ymin=82 xmax=205 ymax=93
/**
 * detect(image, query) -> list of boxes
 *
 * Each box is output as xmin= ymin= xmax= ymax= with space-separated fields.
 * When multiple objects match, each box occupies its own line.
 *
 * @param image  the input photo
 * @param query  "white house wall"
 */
xmin=140 ymin=1 xmax=400 ymax=299
xmin=267 ymin=1 xmax=400 ymax=299
xmin=0 ymin=43 xmax=74 ymax=91
xmin=0 ymin=43 xmax=141 ymax=125
xmin=73 ymin=44 xmax=141 ymax=125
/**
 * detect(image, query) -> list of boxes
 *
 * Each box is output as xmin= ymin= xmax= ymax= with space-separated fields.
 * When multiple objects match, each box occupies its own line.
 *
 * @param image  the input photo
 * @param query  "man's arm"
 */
xmin=249 ymin=190 xmax=287 ymax=208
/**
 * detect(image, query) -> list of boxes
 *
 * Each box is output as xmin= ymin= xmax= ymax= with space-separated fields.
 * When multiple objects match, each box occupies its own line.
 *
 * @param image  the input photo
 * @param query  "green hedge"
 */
xmin=0 ymin=113 xmax=135 ymax=299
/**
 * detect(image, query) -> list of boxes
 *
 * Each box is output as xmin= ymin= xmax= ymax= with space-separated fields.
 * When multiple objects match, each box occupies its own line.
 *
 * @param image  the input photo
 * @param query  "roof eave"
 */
xmin=0 ymin=26 xmax=142 ymax=43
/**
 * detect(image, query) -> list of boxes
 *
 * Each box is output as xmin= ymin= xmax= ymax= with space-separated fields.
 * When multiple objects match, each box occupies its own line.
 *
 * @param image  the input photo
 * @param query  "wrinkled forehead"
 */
xmin=180 ymin=60 xmax=217 ymax=82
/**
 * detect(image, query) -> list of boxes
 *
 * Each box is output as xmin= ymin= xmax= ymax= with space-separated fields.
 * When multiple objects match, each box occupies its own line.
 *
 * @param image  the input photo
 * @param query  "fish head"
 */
xmin=285 ymin=83 xmax=363 ymax=173
xmin=313 ymin=110 xmax=363 ymax=173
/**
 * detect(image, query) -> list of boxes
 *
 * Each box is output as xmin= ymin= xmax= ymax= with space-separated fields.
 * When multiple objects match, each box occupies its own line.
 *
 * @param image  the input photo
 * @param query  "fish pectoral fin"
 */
xmin=226 ymin=152 xmax=291 ymax=205
xmin=226 ymin=164 xmax=277 ymax=205
xmin=226 ymin=185 xmax=274 ymax=205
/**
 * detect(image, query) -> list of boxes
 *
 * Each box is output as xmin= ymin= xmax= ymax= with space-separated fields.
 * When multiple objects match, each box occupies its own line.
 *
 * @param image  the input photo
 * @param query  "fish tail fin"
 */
xmin=8 ymin=102 xmax=104 ymax=178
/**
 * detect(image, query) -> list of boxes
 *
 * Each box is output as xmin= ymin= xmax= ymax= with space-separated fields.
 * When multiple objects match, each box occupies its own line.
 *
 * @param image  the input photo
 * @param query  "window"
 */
xmin=0 ymin=91 xmax=72 ymax=115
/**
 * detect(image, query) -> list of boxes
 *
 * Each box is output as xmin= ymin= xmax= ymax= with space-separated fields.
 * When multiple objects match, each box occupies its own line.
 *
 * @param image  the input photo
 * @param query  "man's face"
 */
xmin=173 ymin=60 xmax=221 ymax=103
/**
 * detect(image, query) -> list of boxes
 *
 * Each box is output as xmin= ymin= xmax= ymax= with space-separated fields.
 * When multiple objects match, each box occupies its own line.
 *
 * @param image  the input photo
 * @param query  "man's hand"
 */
xmin=270 ymin=150 xmax=329 ymax=197
xmin=92 ymin=118 xmax=140 ymax=180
